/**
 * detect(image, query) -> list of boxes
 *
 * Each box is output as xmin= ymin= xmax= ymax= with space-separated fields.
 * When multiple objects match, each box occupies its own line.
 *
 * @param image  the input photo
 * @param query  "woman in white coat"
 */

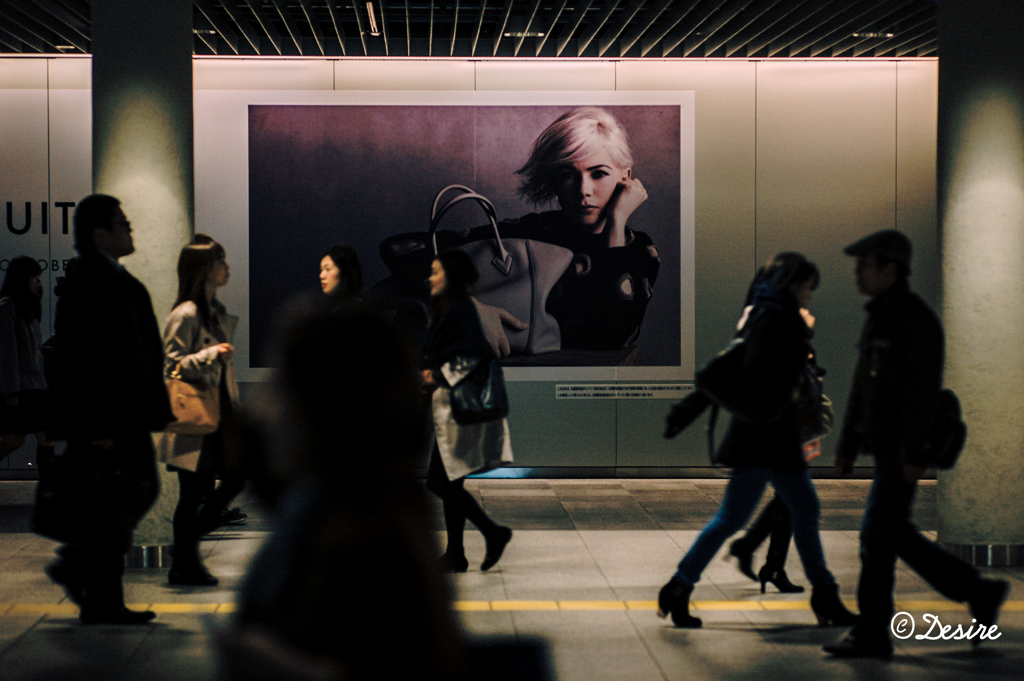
xmin=421 ymin=250 xmax=513 ymax=573
xmin=154 ymin=235 xmax=239 ymax=586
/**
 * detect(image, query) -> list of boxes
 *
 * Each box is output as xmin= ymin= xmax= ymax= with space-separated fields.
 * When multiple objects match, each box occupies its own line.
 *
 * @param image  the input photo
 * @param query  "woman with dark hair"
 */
xmin=153 ymin=234 xmax=241 ymax=586
xmin=319 ymin=244 xmax=363 ymax=304
xmin=658 ymin=252 xmax=855 ymax=628
xmin=421 ymin=250 xmax=513 ymax=573
xmin=0 ymin=256 xmax=54 ymax=466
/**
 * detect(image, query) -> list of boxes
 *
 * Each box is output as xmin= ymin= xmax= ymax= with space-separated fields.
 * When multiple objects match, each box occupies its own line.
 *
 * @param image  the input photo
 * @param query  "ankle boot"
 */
xmin=657 ymin=580 xmax=702 ymax=628
xmin=758 ymin=565 xmax=805 ymax=594
xmin=810 ymin=583 xmax=858 ymax=626
xmin=727 ymin=540 xmax=757 ymax=582
xmin=481 ymin=526 xmax=513 ymax=572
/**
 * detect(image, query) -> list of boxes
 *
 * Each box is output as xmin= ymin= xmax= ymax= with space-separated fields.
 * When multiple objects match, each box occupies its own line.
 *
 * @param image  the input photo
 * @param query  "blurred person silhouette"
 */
xmin=658 ymin=252 xmax=855 ymax=628
xmin=36 ymin=194 xmax=173 ymax=624
xmin=0 ymin=256 xmax=55 ymax=470
xmin=225 ymin=306 xmax=468 ymax=681
xmin=667 ymin=277 xmax=828 ymax=596
xmin=824 ymin=230 xmax=1009 ymax=658
xmin=153 ymin=234 xmax=241 ymax=587
xmin=421 ymin=250 xmax=514 ymax=573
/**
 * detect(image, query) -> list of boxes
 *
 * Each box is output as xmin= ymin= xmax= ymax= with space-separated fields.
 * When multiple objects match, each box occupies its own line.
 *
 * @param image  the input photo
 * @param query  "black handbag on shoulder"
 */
xmin=795 ymin=359 xmax=834 ymax=446
xmin=695 ymin=337 xmax=778 ymax=424
xmin=447 ymin=357 xmax=510 ymax=425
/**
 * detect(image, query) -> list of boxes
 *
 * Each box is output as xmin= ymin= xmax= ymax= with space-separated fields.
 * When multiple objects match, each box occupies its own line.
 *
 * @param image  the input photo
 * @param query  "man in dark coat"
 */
xmin=42 ymin=194 xmax=174 ymax=624
xmin=824 ymin=230 xmax=1009 ymax=657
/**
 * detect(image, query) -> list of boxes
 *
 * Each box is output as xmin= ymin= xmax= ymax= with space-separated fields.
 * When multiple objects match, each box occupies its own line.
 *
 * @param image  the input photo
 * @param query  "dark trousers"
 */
xmin=173 ymin=469 xmax=216 ymax=568
xmin=854 ymin=457 xmax=980 ymax=639
xmin=736 ymin=494 xmax=793 ymax=572
xmin=426 ymin=445 xmax=497 ymax=554
xmin=57 ymin=433 xmax=158 ymax=613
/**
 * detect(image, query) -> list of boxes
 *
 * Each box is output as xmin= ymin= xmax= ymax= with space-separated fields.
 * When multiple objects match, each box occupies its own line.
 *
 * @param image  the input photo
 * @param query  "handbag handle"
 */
xmin=429 ymin=185 xmax=512 ymax=276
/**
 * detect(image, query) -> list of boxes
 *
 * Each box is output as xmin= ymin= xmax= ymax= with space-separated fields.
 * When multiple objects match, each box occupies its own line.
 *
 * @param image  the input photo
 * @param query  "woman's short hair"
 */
xmin=0 ymin=255 xmax=44 ymax=320
xmin=757 ymin=252 xmax=820 ymax=299
xmin=322 ymin=244 xmax=363 ymax=297
xmin=516 ymin=106 xmax=634 ymax=205
xmin=175 ymin=234 xmax=226 ymax=322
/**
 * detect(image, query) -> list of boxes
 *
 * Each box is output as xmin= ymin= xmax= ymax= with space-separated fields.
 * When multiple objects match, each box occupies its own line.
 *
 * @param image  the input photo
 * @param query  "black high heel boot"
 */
xmin=657 ymin=580 xmax=702 ymax=628
xmin=727 ymin=540 xmax=757 ymax=582
xmin=758 ymin=565 xmax=805 ymax=594
xmin=810 ymin=583 xmax=858 ymax=626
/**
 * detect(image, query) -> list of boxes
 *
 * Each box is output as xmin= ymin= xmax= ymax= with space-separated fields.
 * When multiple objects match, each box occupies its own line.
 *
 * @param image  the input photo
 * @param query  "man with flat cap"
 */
xmin=824 ymin=229 xmax=1008 ymax=657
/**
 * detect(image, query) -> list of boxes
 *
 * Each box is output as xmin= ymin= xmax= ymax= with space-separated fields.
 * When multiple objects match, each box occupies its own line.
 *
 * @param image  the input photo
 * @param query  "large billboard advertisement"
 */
xmin=192 ymin=90 xmax=695 ymax=382
xmin=248 ymin=103 xmax=684 ymax=370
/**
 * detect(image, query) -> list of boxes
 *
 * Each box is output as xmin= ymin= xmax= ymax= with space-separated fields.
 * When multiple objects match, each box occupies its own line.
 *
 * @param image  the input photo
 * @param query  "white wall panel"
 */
xmin=757 ymin=61 xmax=899 ymax=437
xmin=475 ymin=61 xmax=616 ymax=90
xmin=334 ymin=60 xmax=475 ymax=90
xmin=0 ymin=58 xmax=47 ymax=89
xmin=194 ymin=59 xmax=334 ymax=90
xmin=47 ymin=57 xmax=91 ymax=89
xmin=617 ymin=60 xmax=757 ymax=468
xmin=896 ymin=60 xmax=940 ymax=308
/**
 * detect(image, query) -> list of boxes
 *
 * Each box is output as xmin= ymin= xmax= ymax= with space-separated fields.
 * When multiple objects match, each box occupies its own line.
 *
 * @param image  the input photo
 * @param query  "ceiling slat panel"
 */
xmin=0 ymin=0 xmax=939 ymax=60
xmin=324 ymin=0 xmax=348 ymax=55
xmin=556 ymin=0 xmax=593 ymax=57
xmin=296 ymin=0 xmax=327 ymax=55
xmin=535 ymin=0 xmax=569 ymax=57
xmin=492 ymin=0 xmax=514 ymax=57
xmin=639 ymin=1 xmax=697 ymax=57
xmin=268 ymin=0 xmax=305 ymax=55
xmin=195 ymin=0 xmax=239 ymax=54
xmin=576 ymin=0 xmax=621 ymax=57
xmin=242 ymin=0 xmax=284 ymax=55
xmin=596 ymin=0 xmax=646 ymax=57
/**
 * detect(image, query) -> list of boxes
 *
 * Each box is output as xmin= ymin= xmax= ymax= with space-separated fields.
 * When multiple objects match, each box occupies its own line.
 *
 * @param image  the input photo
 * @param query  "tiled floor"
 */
xmin=0 ymin=478 xmax=1020 ymax=681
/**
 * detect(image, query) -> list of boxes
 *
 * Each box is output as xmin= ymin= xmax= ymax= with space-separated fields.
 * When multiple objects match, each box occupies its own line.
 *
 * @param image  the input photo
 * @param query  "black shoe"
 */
xmin=221 ymin=507 xmax=247 ymax=525
xmin=657 ymin=580 xmax=702 ymax=628
xmin=45 ymin=559 xmax=85 ymax=607
xmin=197 ymin=507 xmax=247 ymax=536
xmin=728 ymin=540 xmax=757 ymax=582
xmin=968 ymin=578 xmax=1009 ymax=646
xmin=80 ymin=607 xmax=157 ymax=625
xmin=758 ymin=565 xmax=805 ymax=594
xmin=481 ymin=526 xmax=513 ymax=572
xmin=168 ymin=566 xmax=219 ymax=587
xmin=435 ymin=552 xmax=469 ymax=573
xmin=823 ymin=632 xmax=893 ymax=658
xmin=810 ymin=583 xmax=858 ymax=626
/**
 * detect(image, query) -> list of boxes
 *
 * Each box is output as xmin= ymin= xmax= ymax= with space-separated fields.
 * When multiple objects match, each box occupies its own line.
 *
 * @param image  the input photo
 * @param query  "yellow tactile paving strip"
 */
xmin=0 ymin=601 xmax=1020 ymax=615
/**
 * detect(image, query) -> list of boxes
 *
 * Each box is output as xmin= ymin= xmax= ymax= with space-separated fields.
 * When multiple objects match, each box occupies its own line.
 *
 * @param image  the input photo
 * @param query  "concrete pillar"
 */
xmin=937 ymin=0 xmax=1024 ymax=566
xmin=91 ymin=0 xmax=194 ymax=552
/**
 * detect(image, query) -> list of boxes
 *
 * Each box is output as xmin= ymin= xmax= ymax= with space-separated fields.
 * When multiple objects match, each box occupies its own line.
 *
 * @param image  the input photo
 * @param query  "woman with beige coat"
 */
xmin=154 ymin=235 xmax=239 ymax=586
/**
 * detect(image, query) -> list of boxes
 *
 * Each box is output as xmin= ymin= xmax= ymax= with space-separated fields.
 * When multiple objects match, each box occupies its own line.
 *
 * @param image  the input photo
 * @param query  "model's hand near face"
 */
xmin=603 ymin=175 xmax=647 ymax=248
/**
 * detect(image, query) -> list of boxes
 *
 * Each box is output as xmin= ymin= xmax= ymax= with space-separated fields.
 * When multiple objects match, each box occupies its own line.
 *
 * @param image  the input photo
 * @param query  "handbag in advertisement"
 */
xmin=371 ymin=185 xmax=573 ymax=356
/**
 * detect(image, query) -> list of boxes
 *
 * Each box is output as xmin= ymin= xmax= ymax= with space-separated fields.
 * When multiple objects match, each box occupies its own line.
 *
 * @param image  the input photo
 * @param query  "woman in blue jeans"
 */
xmin=658 ymin=252 xmax=856 ymax=628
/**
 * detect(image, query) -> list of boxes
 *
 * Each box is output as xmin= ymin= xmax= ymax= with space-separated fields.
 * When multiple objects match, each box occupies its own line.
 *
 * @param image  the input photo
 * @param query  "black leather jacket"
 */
xmin=836 ymin=283 xmax=943 ymax=466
